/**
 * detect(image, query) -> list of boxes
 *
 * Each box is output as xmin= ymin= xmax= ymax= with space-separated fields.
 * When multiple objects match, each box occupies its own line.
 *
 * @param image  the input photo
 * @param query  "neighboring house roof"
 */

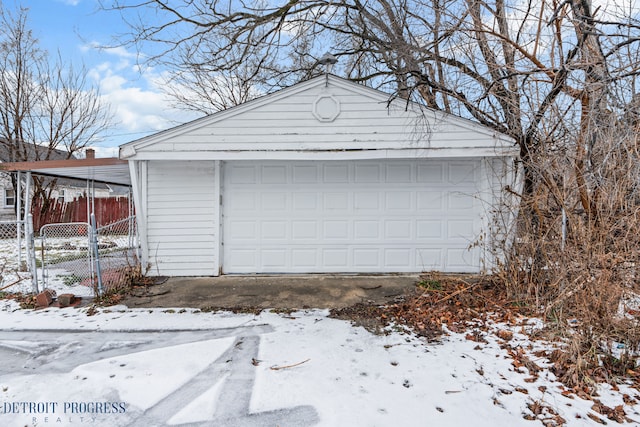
xmin=120 ymin=74 xmax=517 ymax=161
xmin=0 ymin=138 xmax=72 ymax=163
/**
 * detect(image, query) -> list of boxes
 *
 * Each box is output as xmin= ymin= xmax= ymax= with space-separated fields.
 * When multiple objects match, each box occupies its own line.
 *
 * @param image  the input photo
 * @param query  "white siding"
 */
xmin=156 ymin=88 xmax=486 ymax=151
xmin=146 ymin=160 xmax=218 ymax=276
xmin=121 ymin=76 xmax=516 ymax=161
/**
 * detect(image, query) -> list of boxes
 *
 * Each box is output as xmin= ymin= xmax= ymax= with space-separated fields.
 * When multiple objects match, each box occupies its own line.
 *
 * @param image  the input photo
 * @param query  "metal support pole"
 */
xmin=27 ymin=214 xmax=38 ymax=294
xmin=90 ymin=213 xmax=103 ymax=296
xmin=24 ymin=172 xmax=34 ymax=286
xmin=16 ymin=171 xmax=22 ymax=269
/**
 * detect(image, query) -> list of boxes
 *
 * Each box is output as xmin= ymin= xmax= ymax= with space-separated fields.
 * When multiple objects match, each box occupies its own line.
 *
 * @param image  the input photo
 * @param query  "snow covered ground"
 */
xmin=0 ymin=301 xmax=637 ymax=426
xmin=0 ymin=235 xmax=132 ymax=299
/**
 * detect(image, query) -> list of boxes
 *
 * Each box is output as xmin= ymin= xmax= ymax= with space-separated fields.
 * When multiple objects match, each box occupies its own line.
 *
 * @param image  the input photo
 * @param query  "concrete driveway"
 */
xmin=121 ymin=274 xmax=420 ymax=310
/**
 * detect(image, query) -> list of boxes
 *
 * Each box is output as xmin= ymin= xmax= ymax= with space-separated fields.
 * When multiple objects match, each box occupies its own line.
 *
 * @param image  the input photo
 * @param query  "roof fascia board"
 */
xmin=126 ymin=146 xmax=519 ymax=161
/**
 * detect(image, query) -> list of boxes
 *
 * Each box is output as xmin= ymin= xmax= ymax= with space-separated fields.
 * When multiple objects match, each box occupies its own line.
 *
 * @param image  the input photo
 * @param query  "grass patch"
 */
xmin=417 ymin=279 xmax=442 ymax=291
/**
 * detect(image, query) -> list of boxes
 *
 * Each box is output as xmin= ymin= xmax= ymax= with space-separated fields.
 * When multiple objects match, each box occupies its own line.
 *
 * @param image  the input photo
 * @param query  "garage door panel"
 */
xmin=385 ymin=191 xmax=412 ymax=210
xmin=354 ymin=221 xmax=379 ymax=239
xmin=229 ymin=165 xmax=257 ymax=184
xmin=228 ymin=192 xmax=256 ymax=210
xmin=417 ymin=220 xmax=443 ymax=239
xmin=261 ymin=221 xmax=287 ymax=240
xmin=222 ymin=160 xmax=481 ymax=273
xmin=226 ymin=249 xmax=257 ymax=269
xmin=355 ymin=164 xmax=381 ymax=182
xmin=416 ymin=248 xmax=443 ymax=270
xmin=323 ymin=221 xmax=349 ymax=239
xmin=261 ymin=250 xmax=287 ymax=269
xmin=292 ymin=221 xmax=318 ymax=239
xmin=445 ymin=248 xmax=478 ymax=271
xmin=448 ymin=192 xmax=475 ymax=209
xmin=417 ymin=191 xmax=444 ymax=210
xmin=293 ymin=164 xmax=318 ymax=183
xmin=324 ymin=164 xmax=349 ymax=182
xmin=323 ymin=249 xmax=349 ymax=267
xmin=384 ymin=220 xmax=412 ymax=239
xmin=228 ymin=220 xmax=256 ymax=240
xmin=354 ymin=192 xmax=380 ymax=210
xmin=447 ymin=220 xmax=475 ymax=239
xmin=386 ymin=163 xmax=412 ymax=182
xmin=449 ymin=163 xmax=477 ymax=183
xmin=292 ymin=249 xmax=317 ymax=267
xmin=417 ymin=164 xmax=444 ymax=183
xmin=384 ymin=248 xmax=412 ymax=267
xmin=353 ymin=248 xmax=379 ymax=267
xmin=324 ymin=192 xmax=349 ymax=210
xmin=262 ymin=192 xmax=287 ymax=210
xmin=262 ymin=165 xmax=287 ymax=183
xmin=293 ymin=193 xmax=318 ymax=210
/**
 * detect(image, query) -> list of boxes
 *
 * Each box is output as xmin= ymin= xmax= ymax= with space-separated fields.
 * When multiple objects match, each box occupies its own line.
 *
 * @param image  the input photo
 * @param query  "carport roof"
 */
xmin=0 ymin=157 xmax=130 ymax=186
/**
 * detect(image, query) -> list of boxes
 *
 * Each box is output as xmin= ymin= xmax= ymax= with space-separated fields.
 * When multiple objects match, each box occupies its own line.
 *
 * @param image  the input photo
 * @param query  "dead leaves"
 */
xmin=591 ymin=399 xmax=630 ymax=423
xmin=497 ymin=329 xmax=514 ymax=341
xmin=504 ymin=344 xmax=541 ymax=378
xmin=524 ymin=400 xmax=567 ymax=426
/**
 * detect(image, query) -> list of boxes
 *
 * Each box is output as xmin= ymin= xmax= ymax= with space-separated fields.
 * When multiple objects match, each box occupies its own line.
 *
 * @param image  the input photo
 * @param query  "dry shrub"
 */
xmin=92 ymin=264 xmax=150 ymax=306
xmin=497 ymin=118 xmax=640 ymax=388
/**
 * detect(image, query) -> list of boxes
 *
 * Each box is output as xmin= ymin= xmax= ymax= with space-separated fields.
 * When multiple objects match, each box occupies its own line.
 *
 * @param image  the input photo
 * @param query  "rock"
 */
xmin=57 ymin=293 xmax=76 ymax=307
xmin=36 ymin=289 xmax=56 ymax=308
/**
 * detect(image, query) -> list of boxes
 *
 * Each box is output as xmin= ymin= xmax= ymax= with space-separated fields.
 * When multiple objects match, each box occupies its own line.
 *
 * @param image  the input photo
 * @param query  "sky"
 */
xmin=5 ymin=0 xmax=202 ymax=157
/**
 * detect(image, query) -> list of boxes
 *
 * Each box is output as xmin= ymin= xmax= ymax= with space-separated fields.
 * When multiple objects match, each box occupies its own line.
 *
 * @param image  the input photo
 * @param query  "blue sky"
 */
xmin=5 ymin=0 xmax=200 ymax=157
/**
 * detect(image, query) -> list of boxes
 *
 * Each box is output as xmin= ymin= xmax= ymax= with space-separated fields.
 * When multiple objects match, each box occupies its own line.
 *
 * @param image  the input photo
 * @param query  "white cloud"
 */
xmin=88 ymin=57 xmax=201 ymax=148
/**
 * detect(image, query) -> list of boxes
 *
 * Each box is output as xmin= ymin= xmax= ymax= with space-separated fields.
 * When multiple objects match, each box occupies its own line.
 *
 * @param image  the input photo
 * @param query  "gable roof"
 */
xmin=120 ymin=74 xmax=517 ymax=161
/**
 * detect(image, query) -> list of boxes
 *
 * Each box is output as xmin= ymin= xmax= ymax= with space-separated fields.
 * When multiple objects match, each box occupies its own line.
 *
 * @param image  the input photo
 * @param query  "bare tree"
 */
xmin=0 ymin=5 xmax=113 ymax=213
xmin=101 ymin=1 xmax=638 ymax=148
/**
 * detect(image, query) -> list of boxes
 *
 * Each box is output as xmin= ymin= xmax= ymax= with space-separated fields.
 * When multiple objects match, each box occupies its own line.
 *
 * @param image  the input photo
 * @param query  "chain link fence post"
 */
xmin=26 ymin=214 xmax=38 ymax=294
xmin=90 ymin=213 xmax=103 ymax=296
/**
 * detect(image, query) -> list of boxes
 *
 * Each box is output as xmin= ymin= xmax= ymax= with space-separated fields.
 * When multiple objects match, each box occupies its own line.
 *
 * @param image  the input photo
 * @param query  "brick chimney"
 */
xmin=86 ymin=148 xmax=95 ymax=159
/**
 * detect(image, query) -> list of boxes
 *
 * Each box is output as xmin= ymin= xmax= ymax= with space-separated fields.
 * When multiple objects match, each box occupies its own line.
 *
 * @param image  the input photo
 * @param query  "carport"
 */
xmin=0 ymin=151 xmax=133 ymax=294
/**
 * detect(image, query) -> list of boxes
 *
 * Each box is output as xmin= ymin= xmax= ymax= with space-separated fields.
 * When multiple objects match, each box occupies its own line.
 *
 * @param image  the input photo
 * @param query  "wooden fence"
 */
xmin=32 ymin=196 xmax=132 ymax=231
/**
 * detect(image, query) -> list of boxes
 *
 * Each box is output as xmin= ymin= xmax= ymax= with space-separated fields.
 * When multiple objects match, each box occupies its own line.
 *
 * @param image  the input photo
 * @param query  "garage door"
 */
xmin=222 ymin=160 xmax=482 ymax=273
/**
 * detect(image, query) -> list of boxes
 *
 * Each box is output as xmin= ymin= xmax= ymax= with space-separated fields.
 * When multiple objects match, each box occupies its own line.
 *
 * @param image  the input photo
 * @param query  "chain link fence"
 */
xmin=0 ymin=220 xmax=27 ymax=278
xmin=39 ymin=222 xmax=93 ymax=292
xmin=38 ymin=216 xmax=138 ymax=296
xmin=95 ymin=216 xmax=139 ymax=293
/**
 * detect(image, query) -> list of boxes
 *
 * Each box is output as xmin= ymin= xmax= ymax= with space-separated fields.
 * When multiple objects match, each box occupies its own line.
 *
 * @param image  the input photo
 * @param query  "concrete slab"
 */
xmin=121 ymin=274 xmax=420 ymax=310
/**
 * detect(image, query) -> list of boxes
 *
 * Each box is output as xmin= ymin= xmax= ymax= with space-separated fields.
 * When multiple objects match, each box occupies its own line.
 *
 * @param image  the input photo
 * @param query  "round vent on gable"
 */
xmin=312 ymin=94 xmax=341 ymax=122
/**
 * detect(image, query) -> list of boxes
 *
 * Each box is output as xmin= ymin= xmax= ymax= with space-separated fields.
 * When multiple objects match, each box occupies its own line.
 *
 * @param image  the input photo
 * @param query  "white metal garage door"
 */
xmin=222 ymin=160 xmax=482 ymax=273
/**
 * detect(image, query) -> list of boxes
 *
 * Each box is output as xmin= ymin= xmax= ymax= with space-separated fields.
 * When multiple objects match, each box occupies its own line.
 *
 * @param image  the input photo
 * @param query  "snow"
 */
xmin=0 ymin=302 xmax=637 ymax=426
xmin=0 ymin=235 xmax=132 ymax=298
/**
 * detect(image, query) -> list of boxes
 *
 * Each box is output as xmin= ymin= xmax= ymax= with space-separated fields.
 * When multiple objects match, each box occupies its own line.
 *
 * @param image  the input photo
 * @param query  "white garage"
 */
xmin=120 ymin=75 xmax=519 ymax=276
